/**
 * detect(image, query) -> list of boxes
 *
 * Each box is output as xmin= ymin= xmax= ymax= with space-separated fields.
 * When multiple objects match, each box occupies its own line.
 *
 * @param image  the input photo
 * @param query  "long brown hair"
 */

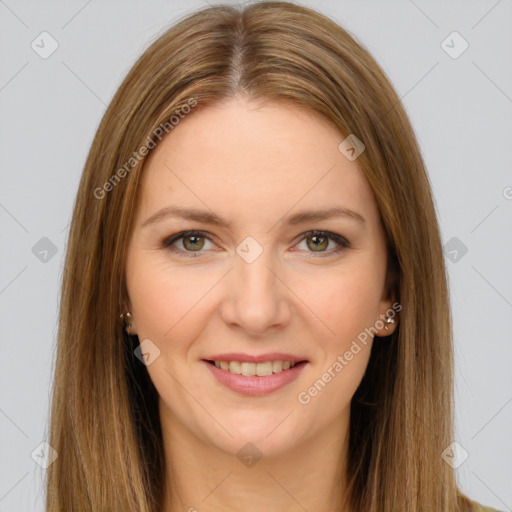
xmin=46 ymin=2 xmax=478 ymax=510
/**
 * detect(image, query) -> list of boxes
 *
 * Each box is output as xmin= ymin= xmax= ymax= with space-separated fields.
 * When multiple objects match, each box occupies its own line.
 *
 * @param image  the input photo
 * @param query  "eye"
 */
xmin=293 ymin=230 xmax=350 ymax=257
xmin=162 ymin=230 xmax=215 ymax=257
xmin=161 ymin=230 xmax=350 ymax=258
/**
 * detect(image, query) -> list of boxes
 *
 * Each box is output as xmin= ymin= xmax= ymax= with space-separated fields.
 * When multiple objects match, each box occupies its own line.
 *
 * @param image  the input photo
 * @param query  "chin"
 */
xmin=204 ymin=417 xmax=300 ymax=458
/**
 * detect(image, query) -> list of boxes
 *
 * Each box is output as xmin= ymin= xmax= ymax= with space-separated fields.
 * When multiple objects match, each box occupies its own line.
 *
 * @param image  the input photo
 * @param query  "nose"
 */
xmin=219 ymin=246 xmax=292 ymax=336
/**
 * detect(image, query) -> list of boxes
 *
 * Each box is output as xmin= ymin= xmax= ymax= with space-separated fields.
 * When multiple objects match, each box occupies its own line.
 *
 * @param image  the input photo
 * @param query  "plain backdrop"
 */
xmin=1 ymin=1 xmax=511 ymax=510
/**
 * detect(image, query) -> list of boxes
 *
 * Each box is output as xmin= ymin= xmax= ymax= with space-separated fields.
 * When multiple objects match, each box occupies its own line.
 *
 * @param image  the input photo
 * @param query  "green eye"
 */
xmin=162 ymin=230 xmax=350 ymax=258
xmin=181 ymin=234 xmax=206 ymax=251
xmin=305 ymin=233 xmax=329 ymax=251
xmin=162 ymin=231 xmax=211 ymax=256
xmin=293 ymin=230 xmax=350 ymax=256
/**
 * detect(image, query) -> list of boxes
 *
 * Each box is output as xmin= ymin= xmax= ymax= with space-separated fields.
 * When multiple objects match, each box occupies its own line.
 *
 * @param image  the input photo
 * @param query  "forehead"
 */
xmin=136 ymin=98 xmax=379 ymax=229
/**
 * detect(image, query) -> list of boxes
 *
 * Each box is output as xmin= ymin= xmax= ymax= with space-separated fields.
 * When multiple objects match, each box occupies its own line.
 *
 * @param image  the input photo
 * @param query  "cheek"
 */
xmin=126 ymin=255 xmax=218 ymax=344
xmin=297 ymin=268 xmax=377 ymax=414
xmin=305 ymin=264 xmax=381 ymax=344
xmin=127 ymin=264 xmax=174 ymax=338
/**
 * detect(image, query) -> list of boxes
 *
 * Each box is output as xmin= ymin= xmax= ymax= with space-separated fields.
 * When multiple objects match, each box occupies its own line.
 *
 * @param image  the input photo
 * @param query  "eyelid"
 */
xmin=162 ymin=229 xmax=350 ymax=257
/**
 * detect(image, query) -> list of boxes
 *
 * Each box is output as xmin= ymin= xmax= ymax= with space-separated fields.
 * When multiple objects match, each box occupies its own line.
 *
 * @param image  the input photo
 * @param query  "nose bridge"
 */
xmin=237 ymin=242 xmax=275 ymax=295
xmin=221 ymin=236 xmax=291 ymax=334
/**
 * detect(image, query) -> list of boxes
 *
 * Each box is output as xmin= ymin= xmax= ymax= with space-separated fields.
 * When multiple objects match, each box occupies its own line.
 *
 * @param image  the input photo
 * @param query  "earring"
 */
xmin=384 ymin=316 xmax=395 ymax=331
xmin=120 ymin=312 xmax=132 ymax=329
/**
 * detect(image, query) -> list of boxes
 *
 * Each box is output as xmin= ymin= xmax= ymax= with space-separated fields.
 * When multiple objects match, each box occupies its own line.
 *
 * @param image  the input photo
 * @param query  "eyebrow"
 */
xmin=141 ymin=206 xmax=365 ymax=229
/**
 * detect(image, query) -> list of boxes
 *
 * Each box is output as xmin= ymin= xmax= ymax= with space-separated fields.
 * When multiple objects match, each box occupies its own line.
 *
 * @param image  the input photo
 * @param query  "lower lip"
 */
xmin=202 ymin=360 xmax=308 ymax=396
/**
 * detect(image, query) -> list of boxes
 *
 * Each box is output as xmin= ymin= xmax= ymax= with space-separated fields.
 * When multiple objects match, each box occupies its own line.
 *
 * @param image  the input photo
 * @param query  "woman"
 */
xmin=45 ymin=2 xmax=502 ymax=511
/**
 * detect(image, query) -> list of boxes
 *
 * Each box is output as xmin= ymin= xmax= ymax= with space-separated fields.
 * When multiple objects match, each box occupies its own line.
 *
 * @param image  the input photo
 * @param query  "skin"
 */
xmin=124 ymin=96 xmax=398 ymax=512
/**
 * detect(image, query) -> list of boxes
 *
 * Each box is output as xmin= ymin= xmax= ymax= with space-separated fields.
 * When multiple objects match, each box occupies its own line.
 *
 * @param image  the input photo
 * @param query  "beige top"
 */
xmin=470 ymin=499 xmax=505 ymax=512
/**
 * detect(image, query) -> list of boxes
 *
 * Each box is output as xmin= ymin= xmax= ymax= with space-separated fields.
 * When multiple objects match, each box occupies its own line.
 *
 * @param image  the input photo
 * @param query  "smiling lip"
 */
xmin=202 ymin=352 xmax=307 ymax=363
xmin=203 ymin=359 xmax=308 ymax=396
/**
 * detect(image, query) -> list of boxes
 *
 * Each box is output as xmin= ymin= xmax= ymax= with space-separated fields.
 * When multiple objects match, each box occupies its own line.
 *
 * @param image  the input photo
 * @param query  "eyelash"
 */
xmin=161 ymin=230 xmax=350 ymax=258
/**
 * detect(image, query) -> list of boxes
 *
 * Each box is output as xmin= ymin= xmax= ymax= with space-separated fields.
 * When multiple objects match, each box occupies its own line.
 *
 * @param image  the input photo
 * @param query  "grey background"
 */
xmin=1 ymin=1 xmax=511 ymax=510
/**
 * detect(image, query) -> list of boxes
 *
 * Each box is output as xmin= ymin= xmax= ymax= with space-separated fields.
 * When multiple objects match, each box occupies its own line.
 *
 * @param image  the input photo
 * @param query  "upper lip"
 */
xmin=203 ymin=352 xmax=308 ymax=363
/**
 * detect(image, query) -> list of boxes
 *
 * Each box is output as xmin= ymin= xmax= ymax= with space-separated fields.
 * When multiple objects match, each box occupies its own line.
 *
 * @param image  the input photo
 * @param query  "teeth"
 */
xmin=212 ymin=360 xmax=298 ymax=376
xmin=273 ymin=360 xmax=283 ymax=373
xmin=241 ymin=362 xmax=257 ymax=376
xmin=229 ymin=361 xmax=241 ymax=374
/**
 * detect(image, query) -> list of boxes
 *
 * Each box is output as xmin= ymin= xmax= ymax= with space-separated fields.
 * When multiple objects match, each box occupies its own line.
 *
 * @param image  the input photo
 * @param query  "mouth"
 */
xmin=202 ymin=358 xmax=309 ymax=396
xmin=203 ymin=359 xmax=309 ymax=376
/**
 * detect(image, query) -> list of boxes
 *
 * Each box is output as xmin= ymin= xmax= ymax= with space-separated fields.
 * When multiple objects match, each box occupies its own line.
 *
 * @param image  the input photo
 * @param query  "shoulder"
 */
xmin=468 ymin=499 xmax=505 ymax=512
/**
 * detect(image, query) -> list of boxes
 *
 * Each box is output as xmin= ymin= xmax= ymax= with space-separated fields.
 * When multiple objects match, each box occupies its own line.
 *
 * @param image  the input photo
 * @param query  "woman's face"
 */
xmin=125 ymin=96 xmax=396 ymax=457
